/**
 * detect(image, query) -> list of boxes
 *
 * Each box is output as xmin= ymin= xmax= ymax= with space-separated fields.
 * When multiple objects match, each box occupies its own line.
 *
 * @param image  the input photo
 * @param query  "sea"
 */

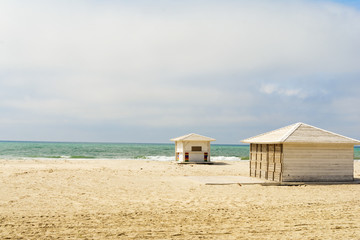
xmin=0 ymin=141 xmax=249 ymax=161
xmin=0 ymin=141 xmax=359 ymax=161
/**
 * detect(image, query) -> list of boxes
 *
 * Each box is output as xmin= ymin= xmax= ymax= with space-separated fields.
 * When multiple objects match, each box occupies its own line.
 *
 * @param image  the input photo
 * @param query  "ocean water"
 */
xmin=0 ymin=141 xmax=359 ymax=161
xmin=0 ymin=141 xmax=250 ymax=161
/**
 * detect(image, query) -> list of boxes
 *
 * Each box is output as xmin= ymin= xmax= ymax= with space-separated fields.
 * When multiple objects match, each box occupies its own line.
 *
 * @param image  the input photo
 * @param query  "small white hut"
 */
xmin=242 ymin=122 xmax=360 ymax=182
xmin=171 ymin=133 xmax=216 ymax=163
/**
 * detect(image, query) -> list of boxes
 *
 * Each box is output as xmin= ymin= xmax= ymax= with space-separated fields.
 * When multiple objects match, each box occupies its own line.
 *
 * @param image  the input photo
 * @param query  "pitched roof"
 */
xmin=242 ymin=122 xmax=360 ymax=144
xmin=170 ymin=133 xmax=216 ymax=142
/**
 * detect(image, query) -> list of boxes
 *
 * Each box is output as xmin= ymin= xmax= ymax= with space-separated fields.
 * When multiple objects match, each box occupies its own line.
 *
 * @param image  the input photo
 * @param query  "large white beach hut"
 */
xmin=171 ymin=133 xmax=215 ymax=163
xmin=242 ymin=122 xmax=360 ymax=182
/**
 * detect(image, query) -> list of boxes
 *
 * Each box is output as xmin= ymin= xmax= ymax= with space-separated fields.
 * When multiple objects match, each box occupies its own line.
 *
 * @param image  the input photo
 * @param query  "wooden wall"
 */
xmin=282 ymin=144 xmax=354 ymax=182
xmin=250 ymin=143 xmax=283 ymax=181
xmin=250 ymin=143 xmax=354 ymax=182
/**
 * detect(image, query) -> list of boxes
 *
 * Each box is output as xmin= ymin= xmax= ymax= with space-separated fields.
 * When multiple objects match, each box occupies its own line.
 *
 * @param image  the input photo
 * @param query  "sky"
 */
xmin=1 ymin=0 xmax=360 ymax=144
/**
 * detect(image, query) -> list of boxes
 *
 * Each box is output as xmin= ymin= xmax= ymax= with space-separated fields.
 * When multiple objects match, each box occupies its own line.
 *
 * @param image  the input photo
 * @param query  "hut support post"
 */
xmin=207 ymin=142 xmax=210 ymax=162
xmin=175 ymin=142 xmax=177 ymax=161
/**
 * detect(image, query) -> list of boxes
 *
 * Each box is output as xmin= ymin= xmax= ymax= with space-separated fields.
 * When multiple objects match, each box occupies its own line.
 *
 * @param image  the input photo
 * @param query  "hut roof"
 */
xmin=171 ymin=133 xmax=216 ymax=142
xmin=242 ymin=122 xmax=360 ymax=144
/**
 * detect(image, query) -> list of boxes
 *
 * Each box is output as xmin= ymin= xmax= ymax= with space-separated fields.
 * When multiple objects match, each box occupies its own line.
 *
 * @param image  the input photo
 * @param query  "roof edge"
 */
xmin=292 ymin=123 xmax=360 ymax=144
xmin=241 ymin=122 xmax=360 ymax=145
xmin=280 ymin=122 xmax=302 ymax=142
xmin=241 ymin=123 xmax=299 ymax=143
xmin=170 ymin=133 xmax=216 ymax=142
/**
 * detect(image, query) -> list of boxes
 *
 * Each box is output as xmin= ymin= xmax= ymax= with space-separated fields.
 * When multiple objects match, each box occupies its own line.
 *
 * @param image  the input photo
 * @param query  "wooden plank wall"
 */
xmin=274 ymin=144 xmax=283 ymax=181
xmin=250 ymin=144 xmax=259 ymax=177
xmin=251 ymin=143 xmax=354 ymax=182
xmin=260 ymin=144 xmax=268 ymax=179
xmin=282 ymin=144 xmax=354 ymax=181
xmin=250 ymin=143 xmax=283 ymax=181
xmin=250 ymin=144 xmax=256 ymax=177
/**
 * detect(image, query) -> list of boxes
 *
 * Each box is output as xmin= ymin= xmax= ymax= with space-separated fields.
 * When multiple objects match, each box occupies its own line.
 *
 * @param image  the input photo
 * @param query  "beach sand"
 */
xmin=1 ymin=159 xmax=360 ymax=239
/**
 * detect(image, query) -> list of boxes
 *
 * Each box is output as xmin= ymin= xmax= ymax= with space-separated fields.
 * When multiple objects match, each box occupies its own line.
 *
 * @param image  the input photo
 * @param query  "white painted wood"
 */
xmin=282 ymin=175 xmax=353 ymax=181
xmin=171 ymin=133 xmax=216 ymax=142
xmin=175 ymin=142 xmax=183 ymax=152
xmin=189 ymin=152 xmax=204 ymax=161
xmin=243 ymin=123 xmax=359 ymax=182
xmin=242 ymin=123 xmax=299 ymax=143
xmin=242 ymin=122 xmax=360 ymax=144
xmin=171 ymin=133 xmax=215 ymax=163
xmin=286 ymin=124 xmax=360 ymax=144
xmin=282 ymin=143 xmax=354 ymax=182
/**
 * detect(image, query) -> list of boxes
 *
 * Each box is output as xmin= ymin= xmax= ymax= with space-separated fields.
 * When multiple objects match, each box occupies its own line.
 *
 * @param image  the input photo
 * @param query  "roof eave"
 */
xmin=171 ymin=139 xmax=216 ymax=142
xmin=241 ymin=140 xmax=283 ymax=144
xmin=284 ymin=141 xmax=360 ymax=145
xmin=242 ymin=140 xmax=360 ymax=145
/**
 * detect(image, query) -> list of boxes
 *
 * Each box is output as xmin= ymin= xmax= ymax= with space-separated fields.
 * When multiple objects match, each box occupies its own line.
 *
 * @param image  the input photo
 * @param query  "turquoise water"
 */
xmin=0 ymin=141 xmax=359 ymax=161
xmin=0 ymin=141 xmax=249 ymax=161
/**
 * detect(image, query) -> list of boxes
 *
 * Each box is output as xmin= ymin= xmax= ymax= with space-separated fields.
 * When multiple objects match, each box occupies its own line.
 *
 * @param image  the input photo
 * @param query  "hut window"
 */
xmin=192 ymin=146 xmax=202 ymax=151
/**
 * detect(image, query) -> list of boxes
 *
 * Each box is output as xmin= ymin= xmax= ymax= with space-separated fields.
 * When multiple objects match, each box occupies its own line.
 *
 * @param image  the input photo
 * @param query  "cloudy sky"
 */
xmin=1 ymin=0 xmax=360 ymax=144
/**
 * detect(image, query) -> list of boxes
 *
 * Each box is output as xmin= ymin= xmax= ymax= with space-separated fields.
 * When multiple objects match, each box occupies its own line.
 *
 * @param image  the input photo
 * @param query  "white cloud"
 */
xmin=1 ymin=1 xmax=360 ymax=75
xmin=260 ymin=83 xmax=309 ymax=99
xmin=0 ymin=0 xmax=360 ymax=142
xmin=260 ymin=84 xmax=277 ymax=95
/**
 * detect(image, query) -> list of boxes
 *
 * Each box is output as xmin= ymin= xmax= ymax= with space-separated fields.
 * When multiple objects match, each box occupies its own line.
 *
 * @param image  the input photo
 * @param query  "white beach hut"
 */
xmin=242 ymin=122 xmax=360 ymax=182
xmin=171 ymin=133 xmax=216 ymax=163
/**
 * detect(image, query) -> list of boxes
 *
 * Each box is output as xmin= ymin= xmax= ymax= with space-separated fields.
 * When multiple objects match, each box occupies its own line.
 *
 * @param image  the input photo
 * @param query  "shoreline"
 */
xmin=0 ymin=156 xmax=246 ymax=161
xmin=1 ymin=157 xmax=360 ymax=162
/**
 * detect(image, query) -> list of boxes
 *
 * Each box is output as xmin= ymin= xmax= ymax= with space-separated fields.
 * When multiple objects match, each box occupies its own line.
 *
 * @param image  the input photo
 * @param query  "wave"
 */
xmin=28 ymin=155 xmax=63 ymax=159
xmin=144 ymin=156 xmax=243 ymax=161
xmin=3 ymin=155 xmax=243 ymax=161
xmin=144 ymin=156 xmax=175 ymax=161
xmin=211 ymin=156 xmax=243 ymax=161
xmin=70 ymin=156 xmax=95 ymax=159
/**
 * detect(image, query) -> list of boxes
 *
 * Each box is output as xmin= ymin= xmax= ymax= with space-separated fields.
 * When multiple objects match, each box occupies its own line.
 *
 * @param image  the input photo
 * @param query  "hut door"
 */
xmin=265 ymin=144 xmax=283 ymax=181
xmin=268 ymin=145 xmax=275 ymax=181
xmin=249 ymin=144 xmax=263 ymax=178
xmin=273 ymin=144 xmax=283 ymax=181
xmin=251 ymin=143 xmax=283 ymax=181
xmin=260 ymin=144 xmax=268 ymax=179
xmin=249 ymin=144 xmax=257 ymax=177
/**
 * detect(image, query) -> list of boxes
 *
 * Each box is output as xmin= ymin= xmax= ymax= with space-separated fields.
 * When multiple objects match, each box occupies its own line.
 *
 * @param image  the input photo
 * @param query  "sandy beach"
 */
xmin=1 ymin=159 xmax=360 ymax=239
